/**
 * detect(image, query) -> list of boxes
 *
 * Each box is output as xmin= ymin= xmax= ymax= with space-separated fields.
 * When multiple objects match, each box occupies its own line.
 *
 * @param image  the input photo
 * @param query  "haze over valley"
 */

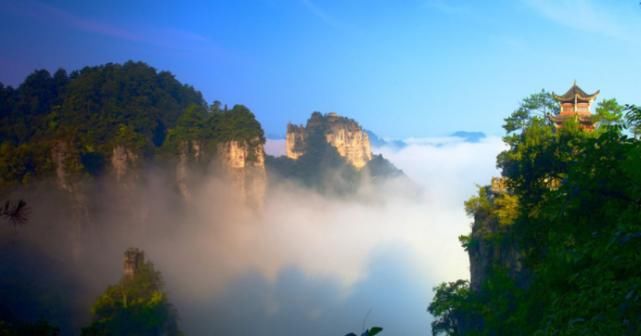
xmin=2 ymin=1 xmax=641 ymax=335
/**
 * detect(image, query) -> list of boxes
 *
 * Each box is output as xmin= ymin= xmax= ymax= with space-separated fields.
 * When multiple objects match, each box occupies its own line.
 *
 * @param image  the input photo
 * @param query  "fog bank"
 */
xmin=1 ymin=136 xmax=505 ymax=335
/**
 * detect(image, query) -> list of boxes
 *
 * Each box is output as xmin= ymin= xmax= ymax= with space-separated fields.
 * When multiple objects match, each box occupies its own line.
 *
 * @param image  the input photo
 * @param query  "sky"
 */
xmin=1 ymin=0 xmax=640 ymax=138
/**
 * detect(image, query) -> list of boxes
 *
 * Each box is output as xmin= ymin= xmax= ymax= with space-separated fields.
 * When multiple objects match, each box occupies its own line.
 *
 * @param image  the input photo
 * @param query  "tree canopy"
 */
xmin=0 ymin=62 xmax=265 ymax=188
xmin=82 ymin=252 xmax=180 ymax=336
xmin=429 ymin=92 xmax=641 ymax=335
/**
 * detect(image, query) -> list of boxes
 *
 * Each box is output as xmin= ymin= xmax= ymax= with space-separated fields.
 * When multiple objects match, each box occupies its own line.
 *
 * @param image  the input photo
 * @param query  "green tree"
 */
xmin=82 ymin=250 xmax=181 ymax=336
xmin=429 ymin=91 xmax=641 ymax=335
xmin=595 ymin=98 xmax=624 ymax=130
xmin=625 ymin=104 xmax=641 ymax=137
xmin=428 ymin=280 xmax=475 ymax=336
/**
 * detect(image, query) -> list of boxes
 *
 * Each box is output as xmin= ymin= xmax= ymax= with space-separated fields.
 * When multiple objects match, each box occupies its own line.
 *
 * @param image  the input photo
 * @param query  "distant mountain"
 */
xmin=365 ymin=129 xmax=387 ymax=147
xmin=450 ymin=131 xmax=486 ymax=143
xmin=267 ymin=113 xmax=403 ymax=193
xmin=365 ymin=130 xmax=407 ymax=148
xmin=365 ymin=130 xmax=487 ymax=149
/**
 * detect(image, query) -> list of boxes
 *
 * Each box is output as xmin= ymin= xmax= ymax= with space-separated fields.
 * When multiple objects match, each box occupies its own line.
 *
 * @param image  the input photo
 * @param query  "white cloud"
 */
xmin=374 ymin=136 xmax=506 ymax=206
xmin=10 ymin=135 xmax=507 ymax=335
xmin=259 ymin=135 xmax=506 ymax=287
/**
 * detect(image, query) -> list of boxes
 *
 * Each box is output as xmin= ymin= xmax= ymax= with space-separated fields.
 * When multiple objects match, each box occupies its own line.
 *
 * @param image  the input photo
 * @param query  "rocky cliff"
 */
xmin=111 ymin=145 xmax=139 ymax=187
xmin=218 ymin=139 xmax=266 ymax=209
xmin=285 ymin=112 xmax=372 ymax=169
xmin=51 ymin=141 xmax=81 ymax=193
xmin=176 ymin=140 xmax=204 ymax=202
xmin=285 ymin=124 xmax=305 ymax=160
xmin=467 ymin=178 xmax=528 ymax=292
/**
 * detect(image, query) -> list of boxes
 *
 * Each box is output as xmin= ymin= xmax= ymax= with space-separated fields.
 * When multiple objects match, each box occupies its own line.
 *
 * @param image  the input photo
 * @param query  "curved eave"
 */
xmin=553 ymin=86 xmax=600 ymax=102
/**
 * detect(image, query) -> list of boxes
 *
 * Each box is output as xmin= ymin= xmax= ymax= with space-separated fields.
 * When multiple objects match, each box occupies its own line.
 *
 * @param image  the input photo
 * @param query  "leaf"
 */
xmin=368 ymin=327 xmax=383 ymax=336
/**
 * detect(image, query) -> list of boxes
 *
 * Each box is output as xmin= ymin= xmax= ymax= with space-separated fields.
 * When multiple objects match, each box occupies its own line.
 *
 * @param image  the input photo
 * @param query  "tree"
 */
xmin=1 ymin=199 xmax=29 ymax=226
xmin=429 ymin=91 xmax=641 ymax=335
xmin=344 ymin=327 xmax=383 ymax=336
xmin=502 ymin=90 xmax=558 ymax=135
xmin=625 ymin=104 xmax=641 ymax=138
xmin=82 ymin=250 xmax=181 ymax=336
xmin=428 ymin=280 xmax=474 ymax=336
xmin=595 ymin=98 xmax=624 ymax=130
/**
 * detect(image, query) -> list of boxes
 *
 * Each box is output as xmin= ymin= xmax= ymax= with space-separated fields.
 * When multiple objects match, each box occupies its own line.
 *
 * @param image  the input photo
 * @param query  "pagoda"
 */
xmin=551 ymin=81 xmax=600 ymax=130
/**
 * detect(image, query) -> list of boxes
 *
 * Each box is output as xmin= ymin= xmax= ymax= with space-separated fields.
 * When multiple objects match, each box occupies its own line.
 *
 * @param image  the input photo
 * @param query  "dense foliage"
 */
xmin=345 ymin=326 xmax=384 ymax=336
xmin=0 ymin=61 xmax=264 ymax=188
xmin=429 ymin=92 xmax=641 ymax=335
xmin=82 ymin=254 xmax=180 ymax=336
xmin=266 ymin=112 xmax=402 ymax=193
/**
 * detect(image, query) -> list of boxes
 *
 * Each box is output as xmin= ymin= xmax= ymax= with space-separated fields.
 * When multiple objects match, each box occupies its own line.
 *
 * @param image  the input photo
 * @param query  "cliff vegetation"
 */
xmin=429 ymin=91 xmax=641 ymax=335
xmin=0 ymin=61 xmax=265 ymax=190
xmin=267 ymin=112 xmax=402 ymax=193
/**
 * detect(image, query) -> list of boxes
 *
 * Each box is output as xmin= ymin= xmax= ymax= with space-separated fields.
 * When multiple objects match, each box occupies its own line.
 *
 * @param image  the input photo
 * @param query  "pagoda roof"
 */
xmin=553 ymin=82 xmax=600 ymax=102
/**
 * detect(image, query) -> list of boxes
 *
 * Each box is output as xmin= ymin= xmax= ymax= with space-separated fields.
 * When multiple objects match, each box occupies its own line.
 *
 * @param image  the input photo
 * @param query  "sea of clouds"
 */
xmin=0 ymin=134 xmax=506 ymax=335
xmin=246 ymin=134 xmax=506 ymax=335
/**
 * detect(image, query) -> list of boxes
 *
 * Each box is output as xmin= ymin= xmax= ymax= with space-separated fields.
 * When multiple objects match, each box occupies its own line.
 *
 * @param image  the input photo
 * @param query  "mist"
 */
xmin=1 ymin=135 xmax=505 ymax=335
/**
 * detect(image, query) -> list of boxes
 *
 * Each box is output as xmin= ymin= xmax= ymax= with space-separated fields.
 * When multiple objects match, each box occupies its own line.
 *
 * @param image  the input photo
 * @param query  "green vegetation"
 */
xmin=345 ymin=326 xmax=384 ymax=336
xmin=0 ymin=61 xmax=264 ymax=188
xmin=267 ymin=121 xmax=361 ymax=193
xmin=82 ymin=251 xmax=180 ymax=336
xmin=429 ymin=92 xmax=641 ymax=335
xmin=266 ymin=112 xmax=402 ymax=193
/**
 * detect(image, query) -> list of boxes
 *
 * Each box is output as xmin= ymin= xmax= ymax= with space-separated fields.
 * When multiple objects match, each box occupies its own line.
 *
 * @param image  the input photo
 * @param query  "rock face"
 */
xmin=218 ymin=139 xmax=266 ymax=209
xmin=176 ymin=140 xmax=204 ymax=202
xmin=123 ymin=247 xmax=145 ymax=279
xmin=468 ymin=223 xmax=524 ymax=291
xmin=285 ymin=112 xmax=372 ymax=169
xmin=50 ymin=141 xmax=91 ymax=261
xmin=51 ymin=141 xmax=79 ymax=193
xmin=468 ymin=180 xmax=528 ymax=292
xmin=111 ymin=145 xmax=139 ymax=185
xmin=285 ymin=124 xmax=305 ymax=160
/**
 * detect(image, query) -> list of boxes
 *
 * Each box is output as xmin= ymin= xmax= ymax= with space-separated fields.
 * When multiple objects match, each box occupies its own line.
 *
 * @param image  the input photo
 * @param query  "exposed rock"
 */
xmin=123 ymin=247 xmax=145 ymax=279
xmin=111 ymin=145 xmax=138 ymax=185
xmin=285 ymin=112 xmax=372 ymax=169
xmin=468 ymin=182 xmax=528 ymax=292
xmin=324 ymin=121 xmax=372 ymax=169
xmin=176 ymin=140 xmax=204 ymax=202
xmin=218 ymin=139 xmax=266 ymax=209
xmin=51 ymin=141 xmax=76 ymax=193
xmin=50 ymin=140 xmax=90 ymax=261
xmin=285 ymin=124 xmax=305 ymax=160
xmin=468 ymin=222 xmax=524 ymax=291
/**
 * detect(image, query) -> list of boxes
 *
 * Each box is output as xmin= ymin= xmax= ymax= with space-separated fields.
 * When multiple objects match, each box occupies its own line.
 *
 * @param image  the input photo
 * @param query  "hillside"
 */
xmin=429 ymin=91 xmax=641 ymax=335
xmin=266 ymin=112 xmax=403 ymax=193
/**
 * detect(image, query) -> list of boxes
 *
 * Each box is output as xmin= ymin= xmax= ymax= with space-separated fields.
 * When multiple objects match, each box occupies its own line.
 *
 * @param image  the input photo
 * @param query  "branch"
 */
xmin=2 ymin=200 xmax=30 ymax=226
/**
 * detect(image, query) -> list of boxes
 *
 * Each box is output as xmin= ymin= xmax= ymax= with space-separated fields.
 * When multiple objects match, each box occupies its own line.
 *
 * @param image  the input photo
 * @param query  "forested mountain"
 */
xmin=0 ymin=61 xmax=271 ymax=334
xmin=0 ymin=61 xmax=400 ymax=195
xmin=429 ymin=92 xmax=641 ymax=335
xmin=0 ymin=62 xmax=405 ymax=334
xmin=267 ymin=112 xmax=403 ymax=193
xmin=0 ymin=61 xmax=271 ymax=189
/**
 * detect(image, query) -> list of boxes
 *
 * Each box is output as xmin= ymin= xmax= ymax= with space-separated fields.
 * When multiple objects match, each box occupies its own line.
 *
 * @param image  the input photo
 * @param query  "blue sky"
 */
xmin=1 ymin=0 xmax=640 ymax=137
